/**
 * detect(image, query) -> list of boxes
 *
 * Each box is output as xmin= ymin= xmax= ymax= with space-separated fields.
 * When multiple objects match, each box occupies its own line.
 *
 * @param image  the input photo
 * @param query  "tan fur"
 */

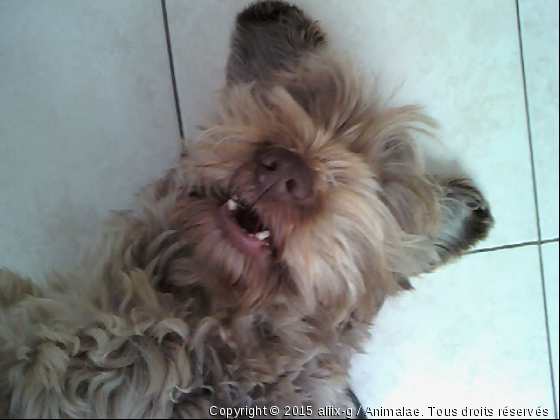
xmin=0 ymin=2 xmax=492 ymax=418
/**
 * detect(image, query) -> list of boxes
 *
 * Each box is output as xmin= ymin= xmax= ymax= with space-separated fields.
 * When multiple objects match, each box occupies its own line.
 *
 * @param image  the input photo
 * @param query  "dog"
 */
xmin=0 ymin=1 xmax=493 ymax=418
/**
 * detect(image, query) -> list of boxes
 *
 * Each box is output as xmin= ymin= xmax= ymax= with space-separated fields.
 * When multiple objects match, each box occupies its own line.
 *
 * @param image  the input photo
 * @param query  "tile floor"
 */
xmin=0 ymin=0 xmax=558 ymax=418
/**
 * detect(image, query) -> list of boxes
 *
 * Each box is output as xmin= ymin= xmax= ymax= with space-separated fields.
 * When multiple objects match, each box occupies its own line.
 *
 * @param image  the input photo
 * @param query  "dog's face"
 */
xmin=174 ymin=57 xmax=437 ymax=316
xmin=172 ymin=6 xmax=438 ymax=316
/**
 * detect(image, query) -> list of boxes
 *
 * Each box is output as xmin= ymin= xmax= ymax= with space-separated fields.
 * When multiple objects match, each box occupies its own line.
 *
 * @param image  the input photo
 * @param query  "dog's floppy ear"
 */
xmin=226 ymin=1 xmax=325 ymax=85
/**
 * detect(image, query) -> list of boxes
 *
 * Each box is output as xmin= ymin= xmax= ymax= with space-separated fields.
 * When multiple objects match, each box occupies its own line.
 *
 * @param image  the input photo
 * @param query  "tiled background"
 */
xmin=0 ymin=1 xmax=558 ymax=418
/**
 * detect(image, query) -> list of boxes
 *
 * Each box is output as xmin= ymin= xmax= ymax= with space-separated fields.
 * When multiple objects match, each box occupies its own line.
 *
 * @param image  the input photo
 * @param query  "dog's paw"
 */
xmin=228 ymin=1 xmax=325 ymax=84
xmin=446 ymin=178 xmax=494 ymax=247
xmin=239 ymin=1 xmax=304 ymax=23
xmin=237 ymin=1 xmax=324 ymax=45
xmin=238 ymin=1 xmax=302 ymax=22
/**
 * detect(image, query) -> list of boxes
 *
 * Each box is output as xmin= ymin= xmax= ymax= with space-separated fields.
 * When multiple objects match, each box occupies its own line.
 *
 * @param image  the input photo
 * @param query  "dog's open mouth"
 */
xmin=218 ymin=196 xmax=272 ymax=257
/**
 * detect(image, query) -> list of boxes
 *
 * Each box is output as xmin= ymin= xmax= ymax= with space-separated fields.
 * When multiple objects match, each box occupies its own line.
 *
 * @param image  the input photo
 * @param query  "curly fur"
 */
xmin=0 ymin=1 xmax=493 ymax=418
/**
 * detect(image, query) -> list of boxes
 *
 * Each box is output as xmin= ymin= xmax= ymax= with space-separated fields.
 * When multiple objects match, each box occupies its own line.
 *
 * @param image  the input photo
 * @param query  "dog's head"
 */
xmin=173 ymin=2 xmax=439 ymax=318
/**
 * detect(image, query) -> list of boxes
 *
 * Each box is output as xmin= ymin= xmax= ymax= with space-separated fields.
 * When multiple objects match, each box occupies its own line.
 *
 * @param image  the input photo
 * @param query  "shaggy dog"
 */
xmin=0 ymin=1 xmax=493 ymax=418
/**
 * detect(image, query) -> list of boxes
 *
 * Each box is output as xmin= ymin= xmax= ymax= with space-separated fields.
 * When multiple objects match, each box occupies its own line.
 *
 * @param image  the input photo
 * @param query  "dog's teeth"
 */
xmin=255 ymin=230 xmax=270 ymax=240
xmin=248 ymin=233 xmax=255 ymax=238
xmin=227 ymin=199 xmax=238 ymax=211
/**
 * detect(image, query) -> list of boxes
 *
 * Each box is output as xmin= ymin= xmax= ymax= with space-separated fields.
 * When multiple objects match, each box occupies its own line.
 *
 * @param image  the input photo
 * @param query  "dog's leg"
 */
xmin=429 ymin=177 xmax=493 ymax=267
xmin=0 ymin=269 xmax=41 ymax=308
xmin=226 ymin=0 xmax=325 ymax=84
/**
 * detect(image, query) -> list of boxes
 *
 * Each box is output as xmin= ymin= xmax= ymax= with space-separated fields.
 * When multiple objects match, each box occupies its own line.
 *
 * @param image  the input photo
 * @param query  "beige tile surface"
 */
xmin=0 ymin=1 xmax=180 ymax=280
xmin=519 ymin=0 xmax=559 ymax=240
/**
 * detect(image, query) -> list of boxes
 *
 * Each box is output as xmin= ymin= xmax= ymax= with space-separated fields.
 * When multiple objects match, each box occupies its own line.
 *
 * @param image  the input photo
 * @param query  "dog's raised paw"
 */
xmin=237 ymin=0 xmax=325 ymax=47
xmin=446 ymin=178 xmax=494 ymax=246
xmin=227 ymin=1 xmax=325 ymax=84
xmin=239 ymin=1 xmax=311 ymax=26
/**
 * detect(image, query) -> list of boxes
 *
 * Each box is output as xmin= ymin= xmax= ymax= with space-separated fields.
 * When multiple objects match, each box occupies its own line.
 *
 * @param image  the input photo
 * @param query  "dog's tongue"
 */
xmin=218 ymin=202 xmax=271 ymax=257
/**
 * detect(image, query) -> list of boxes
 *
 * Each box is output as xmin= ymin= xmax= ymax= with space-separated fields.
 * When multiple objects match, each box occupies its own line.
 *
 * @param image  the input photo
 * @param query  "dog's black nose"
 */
xmin=255 ymin=147 xmax=313 ymax=201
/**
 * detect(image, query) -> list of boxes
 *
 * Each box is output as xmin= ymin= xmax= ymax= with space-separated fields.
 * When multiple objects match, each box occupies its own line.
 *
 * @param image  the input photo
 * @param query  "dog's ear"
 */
xmin=226 ymin=1 xmax=325 ymax=85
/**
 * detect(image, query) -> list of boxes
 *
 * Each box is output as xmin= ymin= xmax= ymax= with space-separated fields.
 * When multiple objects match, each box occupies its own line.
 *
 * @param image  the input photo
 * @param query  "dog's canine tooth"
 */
xmin=255 ymin=231 xmax=270 ymax=240
xmin=227 ymin=199 xmax=238 ymax=211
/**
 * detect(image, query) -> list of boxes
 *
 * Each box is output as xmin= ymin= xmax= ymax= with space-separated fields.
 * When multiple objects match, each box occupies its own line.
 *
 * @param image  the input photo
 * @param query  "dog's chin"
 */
xmin=173 ymin=191 xmax=290 ymax=308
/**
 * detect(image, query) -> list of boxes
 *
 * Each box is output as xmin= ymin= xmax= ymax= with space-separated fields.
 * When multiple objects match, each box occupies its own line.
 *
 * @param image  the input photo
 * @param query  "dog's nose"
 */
xmin=255 ymin=147 xmax=313 ymax=201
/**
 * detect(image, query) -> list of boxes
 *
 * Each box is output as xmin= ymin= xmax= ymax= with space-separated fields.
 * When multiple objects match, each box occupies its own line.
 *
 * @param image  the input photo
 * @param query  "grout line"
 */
xmin=161 ymin=0 xmax=184 ymax=140
xmin=515 ymin=0 xmax=543 ymax=241
xmin=464 ymin=238 xmax=559 ymax=255
xmin=515 ymin=1 xmax=557 ymax=418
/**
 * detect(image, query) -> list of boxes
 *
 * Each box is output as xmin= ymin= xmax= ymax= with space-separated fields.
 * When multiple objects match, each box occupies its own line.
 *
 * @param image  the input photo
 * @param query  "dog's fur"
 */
xmin=0 ymin=1 xmax=493 ymax=418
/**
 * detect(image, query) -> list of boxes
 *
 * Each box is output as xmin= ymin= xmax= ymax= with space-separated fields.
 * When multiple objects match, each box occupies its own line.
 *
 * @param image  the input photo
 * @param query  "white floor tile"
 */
xmin=542 ymin=242 xmax=559 ymax=411
xmin=165 ymin=0 xmax=252 ymax=138
xmin=519 ymin=0 xmax=559 ymax=241
xmin=0 ymin=1 xmax=180 ymax=280
xmin=167 ymin=0 xmax=538 ymax=248
xmin=350 ymin=246 xmax=554 ymax=418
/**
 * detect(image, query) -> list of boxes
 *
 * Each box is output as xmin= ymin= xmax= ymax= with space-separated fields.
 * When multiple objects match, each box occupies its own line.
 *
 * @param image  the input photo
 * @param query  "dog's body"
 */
xmin=0 ymin=2 xmax=493 ymax=418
